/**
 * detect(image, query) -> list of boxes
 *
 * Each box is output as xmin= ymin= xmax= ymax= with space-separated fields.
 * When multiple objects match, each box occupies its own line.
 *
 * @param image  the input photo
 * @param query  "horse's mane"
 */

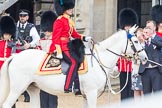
xmin=99 ymin=30 xmax=127 ymax=49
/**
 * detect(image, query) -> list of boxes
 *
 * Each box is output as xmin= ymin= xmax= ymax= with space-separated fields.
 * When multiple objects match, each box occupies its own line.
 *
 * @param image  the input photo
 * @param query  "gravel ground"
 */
xmin=57 ymin=92 xmax=120 ymax=108
xmin=16 ymin=79 xmax=120 ymax=108
xmin=16 ymin=91 xmax=120 ymax=108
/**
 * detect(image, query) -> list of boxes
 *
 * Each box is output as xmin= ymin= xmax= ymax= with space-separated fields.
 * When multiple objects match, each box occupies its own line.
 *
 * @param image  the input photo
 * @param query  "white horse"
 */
xmin=0 ymin=30 xmax=148 ymax=108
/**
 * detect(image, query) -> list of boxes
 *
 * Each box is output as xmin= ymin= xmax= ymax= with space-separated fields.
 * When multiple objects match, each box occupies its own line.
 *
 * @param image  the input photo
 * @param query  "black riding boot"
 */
xmin=74 ymin=75 xmax=82 ymax=95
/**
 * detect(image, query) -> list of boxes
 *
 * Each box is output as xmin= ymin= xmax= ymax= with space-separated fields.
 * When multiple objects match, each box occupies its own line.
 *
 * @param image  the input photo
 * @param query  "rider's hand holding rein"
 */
xmin=83 ymin=36 xmax=92 ymax=42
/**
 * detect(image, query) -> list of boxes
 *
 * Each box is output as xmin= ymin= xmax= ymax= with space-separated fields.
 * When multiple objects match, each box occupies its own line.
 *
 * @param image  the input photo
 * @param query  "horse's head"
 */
xmin=127 ymin=34 xmax=148 ymax=64
xmin=97 ymin=30 xmax=147 ymax=64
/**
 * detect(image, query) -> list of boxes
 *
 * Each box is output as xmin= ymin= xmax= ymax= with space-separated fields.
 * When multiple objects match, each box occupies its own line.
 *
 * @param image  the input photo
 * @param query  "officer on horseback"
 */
xmin=49 ymin=0 xmax=91 ymax=94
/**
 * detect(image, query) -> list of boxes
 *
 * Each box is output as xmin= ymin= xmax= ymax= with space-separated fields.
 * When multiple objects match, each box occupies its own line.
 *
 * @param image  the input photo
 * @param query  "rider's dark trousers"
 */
xmin=63 ymin=51 xmax=79 ymax=90
xmin=74 ymin=74 xmax=80 ymax=89
xmin=40 ymin=90 xmax=58 ymax=108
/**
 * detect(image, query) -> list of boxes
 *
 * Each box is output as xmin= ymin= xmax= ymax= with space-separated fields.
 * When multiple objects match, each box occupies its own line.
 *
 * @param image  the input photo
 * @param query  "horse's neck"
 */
xmin=92 ymin=30 xmax=127 ymax=71
xmin=99 ymin=30 xmax=127 ymax=49
xmin=93 ymin=45 xmax=121 ymax=71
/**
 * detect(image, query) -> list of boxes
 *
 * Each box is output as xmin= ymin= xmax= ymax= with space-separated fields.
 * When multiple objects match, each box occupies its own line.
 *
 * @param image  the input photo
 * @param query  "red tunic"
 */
xmin=0 ymin=40 xmax=12 ymax=69
xmin=156 ymin=32 xmax=162 ymax=37
xmin=117 ymin=57 xmax=132 ymax=72
xmin=49 ymin=14 xmax=83 ymax=53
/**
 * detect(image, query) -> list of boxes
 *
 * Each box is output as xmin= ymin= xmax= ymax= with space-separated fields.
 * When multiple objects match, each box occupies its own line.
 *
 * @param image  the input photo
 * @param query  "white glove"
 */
xmin=83 ymin=36 xmax=92 ymax=42
xmin=128 ymin=24 xmax=139 ymax=35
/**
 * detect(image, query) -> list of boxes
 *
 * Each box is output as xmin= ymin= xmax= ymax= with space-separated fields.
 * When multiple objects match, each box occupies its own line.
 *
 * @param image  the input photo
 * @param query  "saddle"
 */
xmin=36 ymin=54 xmax=87 ymax=75
xmin=36 ymin=39 xmax=88 ymax=75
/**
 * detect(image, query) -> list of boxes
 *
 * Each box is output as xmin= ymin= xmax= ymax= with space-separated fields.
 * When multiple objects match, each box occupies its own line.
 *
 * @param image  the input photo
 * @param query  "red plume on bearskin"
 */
xmin=40 ymin=10 xmax=57 ymax=32
xmin=150 ymin=5 xmax=162 ymax=25
xmin=119 ymin=8 xmax=138 ymax=29
xmin=0 ymin=16 xmax=16 ymax=39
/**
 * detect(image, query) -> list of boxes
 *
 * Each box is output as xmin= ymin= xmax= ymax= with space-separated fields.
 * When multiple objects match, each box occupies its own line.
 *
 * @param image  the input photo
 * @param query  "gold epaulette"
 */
xmin=69 ymin=19 xmax=75 ymax=27
xmin=57 ymin=15 xmax=63 ymax=19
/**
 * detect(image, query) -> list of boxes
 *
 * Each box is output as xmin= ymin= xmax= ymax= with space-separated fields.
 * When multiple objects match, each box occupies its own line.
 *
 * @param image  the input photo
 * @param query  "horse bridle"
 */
xmin=86 ymin=34 xmax=145 ymax=97
xmin=128 ymin=35 xmax=145 ymax=59
xmin=105 ymin=34 xmax=145 ymax=60
xmin=88 ymin=34 xmax=144 ymax=69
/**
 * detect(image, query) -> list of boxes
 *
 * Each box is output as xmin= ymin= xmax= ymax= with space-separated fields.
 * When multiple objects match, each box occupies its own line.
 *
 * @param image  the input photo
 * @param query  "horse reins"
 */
xmin=86 ymin=35 xmax=144 ymax=96
xmin=84 ymin=40 xmax=108 ymax=98
xmin=85 ymin=38 xmax=130 ymax=97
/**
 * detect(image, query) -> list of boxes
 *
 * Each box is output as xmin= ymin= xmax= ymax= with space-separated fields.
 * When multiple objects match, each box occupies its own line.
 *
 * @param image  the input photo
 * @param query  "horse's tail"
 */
xmin=0 ymin=56 xmax=13 ymax=107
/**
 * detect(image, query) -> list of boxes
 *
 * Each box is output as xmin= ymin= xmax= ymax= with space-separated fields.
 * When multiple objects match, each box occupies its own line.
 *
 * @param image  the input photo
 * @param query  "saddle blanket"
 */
xmin=36 ymin=54 xmax=88 ymax=75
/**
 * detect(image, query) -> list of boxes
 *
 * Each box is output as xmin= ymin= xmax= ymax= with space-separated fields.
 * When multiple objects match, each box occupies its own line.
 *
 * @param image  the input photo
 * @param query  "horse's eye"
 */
xmin=134 ymin=41 xmax=138 ymax=43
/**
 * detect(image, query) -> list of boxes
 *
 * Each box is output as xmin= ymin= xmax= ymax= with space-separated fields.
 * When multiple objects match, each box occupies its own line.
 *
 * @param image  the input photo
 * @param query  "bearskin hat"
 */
xmin=0 ymin=16 xmax=16 ymax=39
xmin=119 ymin=8 xmax=138 ymax=29
xmin=63 ymin=0 xmax=75 ymax=11
xmin=40 ymin=11 xmax=57 ymax=32
xmin=54 ymin=0 xmax=75 ymax=16
xmin=150 ymin=5 xmax=162 ymax=25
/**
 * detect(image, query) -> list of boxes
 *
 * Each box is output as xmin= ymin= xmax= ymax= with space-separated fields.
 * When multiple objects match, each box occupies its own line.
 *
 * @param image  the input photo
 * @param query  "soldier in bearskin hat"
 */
xmin=40 ymin=10 xmax=57 ymax=33
xmin=119 ymin=8 xmax=138 ymax=30
xmin=150 ymin=4 xmax=162 ymax=37
xmin=39 ymin=10 xmax=58 ymax=108
xmin=54 ymin=0 xmax=75 ymax=16
xmin=50 ymin=0 xmax=91 ymax=94
xmin=0 ymin=15 xmax=16 ymax=69
xmin=117 ymin=8 xmax=139 ymax=101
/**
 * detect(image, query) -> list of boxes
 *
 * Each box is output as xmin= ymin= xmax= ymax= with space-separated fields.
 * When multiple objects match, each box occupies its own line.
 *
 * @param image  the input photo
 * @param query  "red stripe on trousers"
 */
xmin=64 ymin=51 xmax=77 ymax=89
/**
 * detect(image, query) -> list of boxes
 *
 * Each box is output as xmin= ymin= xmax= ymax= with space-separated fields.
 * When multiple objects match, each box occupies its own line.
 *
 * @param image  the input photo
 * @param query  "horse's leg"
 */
xmin=0 ymin=75 xmax=10 ymax=108
xmin=0 ymin=57 xmax=13 ymax=108
xmin=2 ymin=75 xmax=31 ymax=108
xmin=2 ymin=89 xmax=22 ymax=108
xmin=27 ymin=85 xmax=40 ymax=108
xmin=83 ymin=97 xmax=88 ymax=108
xmin=85 ymin=90 xmax=98 ymax=108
